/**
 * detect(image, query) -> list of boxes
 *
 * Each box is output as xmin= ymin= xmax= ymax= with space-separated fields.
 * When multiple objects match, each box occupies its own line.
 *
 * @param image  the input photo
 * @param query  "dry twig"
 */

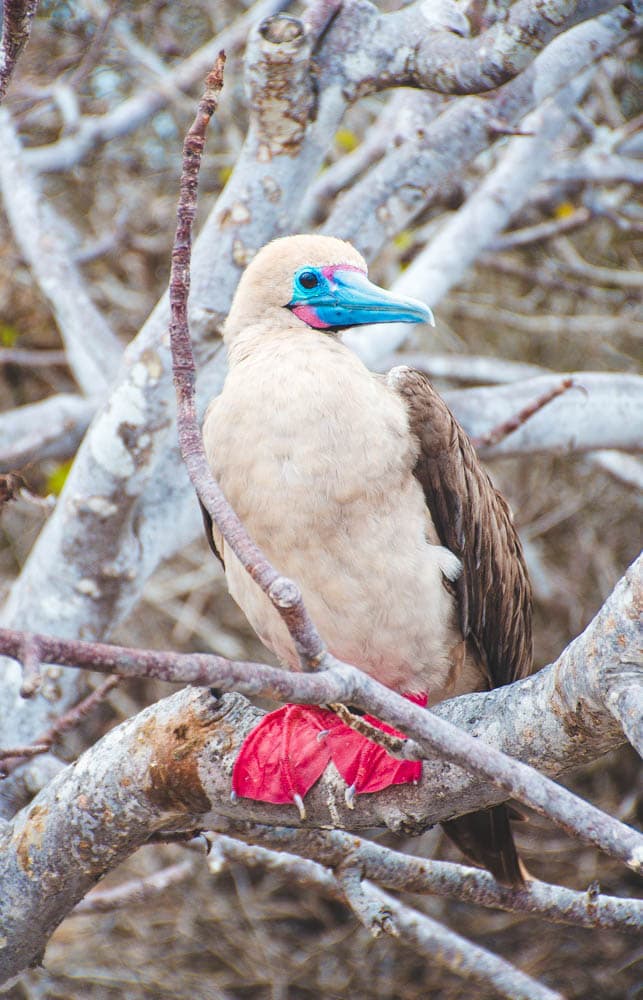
xmin=0 ymin=675 xmax=119 ymax=776
xmin=168 ymin=51 xmax=325 ymax=671
xmin=207 ymin=826 xmax=643 ymax=932
xmin=72 ymin=859 xmax=194 ymax=914
xmin=470 ymin=378 xmax=575 ymax=449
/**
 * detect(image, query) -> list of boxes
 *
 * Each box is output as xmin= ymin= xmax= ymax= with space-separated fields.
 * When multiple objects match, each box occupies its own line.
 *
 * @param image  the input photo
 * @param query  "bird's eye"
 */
xmin=299 ymin=270 xmax=319 ymax=290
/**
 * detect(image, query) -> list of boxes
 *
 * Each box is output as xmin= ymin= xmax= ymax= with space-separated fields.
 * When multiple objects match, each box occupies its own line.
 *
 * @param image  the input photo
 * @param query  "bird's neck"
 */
xmin=226 ymin=325 xmax=349 ymax=369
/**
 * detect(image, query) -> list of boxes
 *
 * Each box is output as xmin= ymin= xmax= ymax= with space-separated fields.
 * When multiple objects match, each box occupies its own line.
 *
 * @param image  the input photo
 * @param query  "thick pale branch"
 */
xmin=590 ymin=451 xmax=643 ymax=491
xmin=361 ymin=0 xmax=621 ymax=97
xmin=298 ymin=90 xmax=442 ymax=225
xmin=0 ymin=394 xmax=95 ymax=472
xmin=444 ymin=373 xmax=643 ymax=458
xmin=0 ymin=348 xmax=67 ymax=368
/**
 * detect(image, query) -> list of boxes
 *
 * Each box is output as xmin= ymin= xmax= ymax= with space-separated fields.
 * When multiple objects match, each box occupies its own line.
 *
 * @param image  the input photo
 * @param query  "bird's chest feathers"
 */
xmin=208 ymin=338 xmax=416 ymax=525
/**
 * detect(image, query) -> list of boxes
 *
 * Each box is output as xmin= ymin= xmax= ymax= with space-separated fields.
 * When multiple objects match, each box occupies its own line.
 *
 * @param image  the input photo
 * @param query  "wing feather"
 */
xmin=391 ymin=366 xmax=533 ymax=885
xmin=390 ymin=366 xmax=532 ymax=687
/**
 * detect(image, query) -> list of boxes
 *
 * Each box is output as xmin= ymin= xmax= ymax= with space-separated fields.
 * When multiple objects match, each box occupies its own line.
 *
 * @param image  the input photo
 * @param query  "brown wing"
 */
xmin=391 ymin=367 xmax=532 ymax=886
xmin=390 ymin=366 xmax=532 ymax=687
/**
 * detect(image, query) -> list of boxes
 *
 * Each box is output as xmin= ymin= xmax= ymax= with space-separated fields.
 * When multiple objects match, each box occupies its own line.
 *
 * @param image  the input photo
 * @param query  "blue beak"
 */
xmin=289 ymin=265 xmax=434 ymax=330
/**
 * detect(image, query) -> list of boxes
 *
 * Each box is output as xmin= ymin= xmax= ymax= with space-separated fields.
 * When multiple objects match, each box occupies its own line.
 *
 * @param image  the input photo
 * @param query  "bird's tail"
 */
xmin=442 ymin=803 xmax=528 ymax=887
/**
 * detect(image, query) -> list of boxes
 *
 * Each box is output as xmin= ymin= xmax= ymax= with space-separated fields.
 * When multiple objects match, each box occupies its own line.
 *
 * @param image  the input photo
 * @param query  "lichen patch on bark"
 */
xmin=14 ymin=803 xmax=49 ymax=878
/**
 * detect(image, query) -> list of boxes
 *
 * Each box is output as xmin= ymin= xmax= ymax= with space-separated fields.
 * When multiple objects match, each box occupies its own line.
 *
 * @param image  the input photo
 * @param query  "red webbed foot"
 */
xmin=231 ymin=704 xmax=335 ymax=818
xmin=231 ymin=694 xmax=427 ymax=817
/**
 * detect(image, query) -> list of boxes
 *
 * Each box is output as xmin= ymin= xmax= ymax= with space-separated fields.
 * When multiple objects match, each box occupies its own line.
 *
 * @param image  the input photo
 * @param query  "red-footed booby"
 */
xmin=202 ymin=234 xmax=533 ymax=886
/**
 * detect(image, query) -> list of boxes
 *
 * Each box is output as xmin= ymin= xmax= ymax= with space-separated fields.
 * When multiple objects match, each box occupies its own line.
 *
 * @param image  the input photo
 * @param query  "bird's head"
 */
xmin=223 ymin=234 xmax=434 ymax=343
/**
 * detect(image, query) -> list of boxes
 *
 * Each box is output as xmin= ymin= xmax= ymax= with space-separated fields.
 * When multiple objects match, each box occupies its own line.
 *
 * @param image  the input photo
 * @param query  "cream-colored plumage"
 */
xmin=203 ymin=236 xmax=476 ymax=699
xmin=203 ymin=234 xmax=533 ymax=887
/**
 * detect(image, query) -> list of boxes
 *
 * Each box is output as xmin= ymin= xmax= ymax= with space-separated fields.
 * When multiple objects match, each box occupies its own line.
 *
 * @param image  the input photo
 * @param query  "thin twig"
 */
xmin=471 ymin=378 xmax=575 ymax=449
xmin=337 ymin=864 xmax=398 ymax=937
xmin=0 ymin=675 xmax=119 ymax=775
xmin=45 ymin=675 xmax=120 ymax=740
xmin=209 ymin=825 xmax=643 ymax=932
xmin=0 ymin=744 xmax=49 ymax=762
xmin=490 ymin=207 xmax=592 ymax=250
xmin=0 ymin=348 xmax=67 ymax=367
xmin=553 ymin=234 xmax=643 ymax=289
xmin=72 ymin=859 xmax=194 ymax=914
xmin=168 ymin=52 xmax=325 ymax=671
xmin=19 ymin=633 xmax=42 ymax=698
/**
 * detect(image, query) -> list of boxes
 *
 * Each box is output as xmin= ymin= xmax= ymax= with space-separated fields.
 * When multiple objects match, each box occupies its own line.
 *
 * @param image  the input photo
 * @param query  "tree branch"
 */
xmin=357 ymin=0 xmax=621 ymax=97
xmin=328 ymin=4 xmax=637 ymax=276
xmin=0 ymin=394 xmax=95 ymax=472
xmin=207 ymin=827 xmax=643 ymax=931
xmin=0 ymin=0 xmax=39 ymax=104
xmin=0 ymin=551 xmax=640 ymax=982
xmin=444 ymin=373 xmax=643 ymax=458
xmin=72 ymin=859 xmax=195 ymax=914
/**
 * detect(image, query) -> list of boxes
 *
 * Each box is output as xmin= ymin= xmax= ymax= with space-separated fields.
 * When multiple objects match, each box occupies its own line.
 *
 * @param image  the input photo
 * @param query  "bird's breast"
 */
xmin=205 ymin=338 xmax=415 ymax=520
xmin=202 ymin=334 xmax=460 ymax=690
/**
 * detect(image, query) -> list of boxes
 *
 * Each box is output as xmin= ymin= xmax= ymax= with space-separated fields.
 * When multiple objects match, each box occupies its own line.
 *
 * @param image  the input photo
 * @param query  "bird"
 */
xmin=202 ymin=234 xmax=533 ymax=886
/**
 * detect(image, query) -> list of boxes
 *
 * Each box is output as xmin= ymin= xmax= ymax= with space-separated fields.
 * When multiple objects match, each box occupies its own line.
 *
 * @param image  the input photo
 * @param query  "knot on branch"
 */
xmin=268 ymin=575 xmax=302 ymax=609
xmin=245 ymin=15 xmax=314 ymax=157
xmin=259 ymin=15 xmax=305 ymax=46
